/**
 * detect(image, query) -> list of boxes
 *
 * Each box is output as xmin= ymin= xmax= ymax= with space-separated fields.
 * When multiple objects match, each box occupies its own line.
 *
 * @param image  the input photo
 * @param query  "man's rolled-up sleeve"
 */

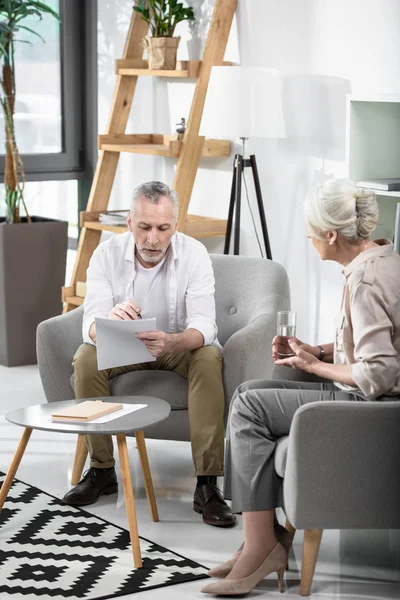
xmin=185 ymin=247 xmax=217 ymax=346
xmin=82 ymin=247 xmax=114 ymax=345
xmin=350 ymin=283 xmax=398 ymax=399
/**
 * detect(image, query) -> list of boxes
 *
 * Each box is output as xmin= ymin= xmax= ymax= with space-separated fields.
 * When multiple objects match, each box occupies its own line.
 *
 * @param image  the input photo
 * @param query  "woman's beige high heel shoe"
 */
xmin=207 ymin=543 xmax=244 ymax=578
xmin=207 ymin=524 xmax=293 ymax=579
xmin=201 ymin=541 xmax=287 ymax=596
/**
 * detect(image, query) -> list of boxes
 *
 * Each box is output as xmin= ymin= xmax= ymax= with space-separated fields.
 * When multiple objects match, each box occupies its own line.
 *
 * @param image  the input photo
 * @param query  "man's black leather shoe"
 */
xmin=62 ymin=467 xmax=118 ymax=506
xmin=193 ymin=483 xmax=237 ymax=527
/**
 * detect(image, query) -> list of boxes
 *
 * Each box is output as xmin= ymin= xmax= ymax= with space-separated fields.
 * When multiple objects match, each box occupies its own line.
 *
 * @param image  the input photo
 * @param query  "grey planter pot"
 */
xmin=0 ymin=216 xmax=68 ymax=366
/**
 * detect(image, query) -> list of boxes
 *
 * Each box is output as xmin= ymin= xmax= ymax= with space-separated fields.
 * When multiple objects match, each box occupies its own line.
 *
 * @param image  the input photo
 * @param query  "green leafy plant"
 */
xmin=0 ymin=0 xmax=59 ymax=224
xmin=133 ymin=0 xmax=195 ymax=38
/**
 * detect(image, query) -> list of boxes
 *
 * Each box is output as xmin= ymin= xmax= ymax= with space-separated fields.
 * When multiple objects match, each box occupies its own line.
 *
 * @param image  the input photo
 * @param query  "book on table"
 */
xmin=51 ymin=400 xmax=123 ymax=422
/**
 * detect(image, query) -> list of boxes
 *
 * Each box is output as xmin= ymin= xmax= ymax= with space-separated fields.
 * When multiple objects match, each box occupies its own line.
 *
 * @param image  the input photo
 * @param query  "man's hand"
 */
xmin=274 ymin=338 xmax=319 ymax=373
xmin=109 ymin=299 xmax=141 ymax=321
xmin=136 ymin=330 xmax=174 ymax=357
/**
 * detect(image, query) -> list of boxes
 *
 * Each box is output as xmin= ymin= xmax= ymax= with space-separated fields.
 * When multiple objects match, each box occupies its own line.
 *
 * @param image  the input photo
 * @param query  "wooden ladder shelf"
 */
xmin=63 ymin=0 xmax=236 ymax=312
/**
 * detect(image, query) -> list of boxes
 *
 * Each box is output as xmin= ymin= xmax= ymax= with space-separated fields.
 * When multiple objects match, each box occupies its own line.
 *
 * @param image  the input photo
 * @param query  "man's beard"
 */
xmin=137 ymin=245 xmax=168 ymax=264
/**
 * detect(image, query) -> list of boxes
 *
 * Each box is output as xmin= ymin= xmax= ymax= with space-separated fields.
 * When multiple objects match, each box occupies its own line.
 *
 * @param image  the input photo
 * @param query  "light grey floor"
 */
xmin=1 ymin=363 xmax=400 ymax=599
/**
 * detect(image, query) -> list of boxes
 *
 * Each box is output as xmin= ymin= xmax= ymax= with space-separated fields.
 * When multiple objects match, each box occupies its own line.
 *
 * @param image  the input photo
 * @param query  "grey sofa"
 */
xmin=37 ymin=254 xmax=290 ymax=440
xmin=273 ymin=368 xmax=400 ymax=596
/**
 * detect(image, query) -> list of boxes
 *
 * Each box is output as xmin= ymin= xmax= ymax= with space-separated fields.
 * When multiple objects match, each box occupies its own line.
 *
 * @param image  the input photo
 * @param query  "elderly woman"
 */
xmin=202 ymin=179 xmax=400 ymax=596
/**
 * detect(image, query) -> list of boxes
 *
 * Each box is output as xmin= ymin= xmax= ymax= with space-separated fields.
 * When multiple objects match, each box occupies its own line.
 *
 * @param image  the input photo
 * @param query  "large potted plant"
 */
xmin=133 ymin=0 xmax=195 ymax=70
xmin=0 ymin=0 xmax=68 ymax=366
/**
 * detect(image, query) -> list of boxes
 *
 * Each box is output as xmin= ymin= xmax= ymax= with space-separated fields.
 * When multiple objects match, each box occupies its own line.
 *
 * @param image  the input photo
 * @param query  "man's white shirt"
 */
xmin=82 ymin=231 xmax=218 ymax=347
xmin=133 ymin=255 xmax=169 ymax=333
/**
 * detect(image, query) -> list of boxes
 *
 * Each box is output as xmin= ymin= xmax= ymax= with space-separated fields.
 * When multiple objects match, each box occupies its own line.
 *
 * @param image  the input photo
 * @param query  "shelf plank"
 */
xmin=99 ymin=134 xmax=230 ymax=158
xmin=116 ymin=59 xmax=201 ymax=78
xmin=82 ymin=214 xmax=227 ymax=239
xmin=64 ymin=296 xmax=84 ymax=307
xmin=183 ymin=215 xmax=227 ymax=238
xmin=374 ymin=190 xmax=400 ymax=198
xmin=101 ymin=143 xmax=179 ymax=156
xmin=98 ymin=134 xmax=153 ymax=148
xmin=62 ymin=283 xmax=87 ymax=303
xmin=116 ymin=59 xmax=232 ymax=78
xmin=202 ymin=139 xmax=230 ymax=157
xmin=84 ymin=221 xmax=128 ymax=234
xmin=76 ymin=281 xmax=87 ymax=298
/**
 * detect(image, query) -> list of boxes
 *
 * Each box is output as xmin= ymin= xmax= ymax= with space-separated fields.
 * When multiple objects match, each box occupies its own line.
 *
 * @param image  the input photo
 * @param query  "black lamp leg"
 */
xmin=224 ymin=155 xmax=238 ymax=255
xmin=233 ymin=155 xmax=243 ymax=255
xmin=250 ymin=154 xmax=272 ymax=260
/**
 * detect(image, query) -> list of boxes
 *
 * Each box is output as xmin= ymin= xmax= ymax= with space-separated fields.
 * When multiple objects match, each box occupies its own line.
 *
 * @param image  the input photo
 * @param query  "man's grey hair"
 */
xmin=130 ymin=181 xmax=179 ymax=220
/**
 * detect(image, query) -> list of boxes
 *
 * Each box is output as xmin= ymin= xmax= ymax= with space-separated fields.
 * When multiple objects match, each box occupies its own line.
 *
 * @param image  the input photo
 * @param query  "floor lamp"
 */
xmin=200 ymin=67 xmax=286 ymax=258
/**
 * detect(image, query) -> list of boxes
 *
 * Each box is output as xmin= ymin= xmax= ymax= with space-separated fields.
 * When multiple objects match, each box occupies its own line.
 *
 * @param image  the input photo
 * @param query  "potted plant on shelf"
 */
xmin=0 ymin=0 xmax=69 ymax=367
xmin=133 ymin=0 xmax=195 ymax=70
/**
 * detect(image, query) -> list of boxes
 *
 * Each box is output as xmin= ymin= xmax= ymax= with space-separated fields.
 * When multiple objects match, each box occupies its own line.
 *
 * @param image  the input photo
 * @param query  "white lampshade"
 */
xmin=200 ymin=66 xmax=286 ymax=139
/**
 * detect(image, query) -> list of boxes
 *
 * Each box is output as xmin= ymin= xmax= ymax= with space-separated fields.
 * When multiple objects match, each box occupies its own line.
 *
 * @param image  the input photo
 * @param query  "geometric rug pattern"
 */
xmin=0 ymin=473 xmax=208 ymax=599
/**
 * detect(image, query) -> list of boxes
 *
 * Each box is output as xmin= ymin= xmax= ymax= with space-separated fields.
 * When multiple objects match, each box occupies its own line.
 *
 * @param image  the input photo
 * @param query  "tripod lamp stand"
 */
xmin=200 ymin=67 xmax=286 ymax=258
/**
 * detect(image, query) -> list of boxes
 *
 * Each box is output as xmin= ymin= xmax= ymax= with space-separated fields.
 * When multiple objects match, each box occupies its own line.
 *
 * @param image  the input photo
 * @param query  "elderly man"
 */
xmin=62 ymin=181 xmax=236 ymax=528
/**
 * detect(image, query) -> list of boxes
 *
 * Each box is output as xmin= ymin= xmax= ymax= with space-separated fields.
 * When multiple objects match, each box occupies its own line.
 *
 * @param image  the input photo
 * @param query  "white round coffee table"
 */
xmin=0 ymin=396 xmax=170 ymax=568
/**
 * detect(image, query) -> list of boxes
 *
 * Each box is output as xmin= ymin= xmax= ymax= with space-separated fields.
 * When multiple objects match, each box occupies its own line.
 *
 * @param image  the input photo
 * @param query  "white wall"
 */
xmin=97 ymin=0 xmax=400 ymax=343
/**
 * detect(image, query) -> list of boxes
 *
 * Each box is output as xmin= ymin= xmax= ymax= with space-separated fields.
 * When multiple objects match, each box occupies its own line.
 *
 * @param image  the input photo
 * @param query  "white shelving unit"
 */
xmin=347 ymin=94 xmax=400 ymax=241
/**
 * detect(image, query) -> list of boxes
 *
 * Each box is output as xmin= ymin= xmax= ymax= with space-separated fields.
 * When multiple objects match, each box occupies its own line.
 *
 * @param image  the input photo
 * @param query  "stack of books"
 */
xmin=99 ymin=210 xmax=129 ymax=225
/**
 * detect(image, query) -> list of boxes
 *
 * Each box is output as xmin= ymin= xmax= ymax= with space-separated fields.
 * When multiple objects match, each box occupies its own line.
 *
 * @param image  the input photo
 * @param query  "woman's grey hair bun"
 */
xmin=354 ymin=187 xmax=379 ymax=239
xmin=304 ymin=179 xmax=379 ymax=242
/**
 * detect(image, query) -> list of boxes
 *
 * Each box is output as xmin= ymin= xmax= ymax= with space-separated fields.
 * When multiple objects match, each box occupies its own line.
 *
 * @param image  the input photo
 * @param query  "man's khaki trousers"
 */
xmin=72 ymin=343 xmax=225 ymax=476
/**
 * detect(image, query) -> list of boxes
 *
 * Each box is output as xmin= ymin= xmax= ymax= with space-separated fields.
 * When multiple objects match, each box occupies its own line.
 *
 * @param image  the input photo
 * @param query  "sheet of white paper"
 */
xmin=95 ymin=317 xmax=157 ymax=369
xmin=86 ymin=403 xmax=147 ymax=423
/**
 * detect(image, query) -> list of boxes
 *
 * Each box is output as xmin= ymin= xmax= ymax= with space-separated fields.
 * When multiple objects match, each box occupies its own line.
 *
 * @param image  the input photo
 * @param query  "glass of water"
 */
xmin=276 ymin=311 xmax=296 ymax=357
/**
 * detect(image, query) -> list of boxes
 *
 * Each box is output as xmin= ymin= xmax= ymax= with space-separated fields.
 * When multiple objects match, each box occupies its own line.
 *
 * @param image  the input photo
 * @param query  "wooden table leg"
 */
xmin=135 ymin=430 xmax=159 ymax=522
xmin=71 ymin=434 xmax=88 ymax=485
xmin=116 ymin=433 xmax=142 ymax=568
xmin=0 ymin=427 xmax=32 ymax=511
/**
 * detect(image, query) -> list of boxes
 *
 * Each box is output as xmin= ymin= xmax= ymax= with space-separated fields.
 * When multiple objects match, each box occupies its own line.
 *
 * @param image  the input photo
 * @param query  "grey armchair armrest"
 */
xmin=284 ymin=400 xmax=400 ymax=530
xmin=223 ymin=312 xmax=281 ymax=403
xmin=37 ymin=306 xmax=83 ymax=402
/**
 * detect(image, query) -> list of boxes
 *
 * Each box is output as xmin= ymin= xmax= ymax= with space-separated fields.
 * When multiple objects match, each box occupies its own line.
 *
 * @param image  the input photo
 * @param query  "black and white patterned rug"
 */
xmin=0 ymin=472 xmax=208 ymax=599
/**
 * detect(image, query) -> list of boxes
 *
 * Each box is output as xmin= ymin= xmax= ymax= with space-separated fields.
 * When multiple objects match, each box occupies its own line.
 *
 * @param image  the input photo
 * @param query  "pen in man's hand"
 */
xmin=137 ymin=312 xmax=142 ymax=320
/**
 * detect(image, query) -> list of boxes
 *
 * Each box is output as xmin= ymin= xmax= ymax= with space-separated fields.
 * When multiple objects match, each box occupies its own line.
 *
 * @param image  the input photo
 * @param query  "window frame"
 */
xmin=0 ymin=0 xmax=96 ymax=182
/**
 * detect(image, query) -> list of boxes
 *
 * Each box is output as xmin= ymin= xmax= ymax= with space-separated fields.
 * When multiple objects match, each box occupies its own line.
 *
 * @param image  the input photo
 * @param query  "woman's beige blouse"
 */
xmin=334 ymin=240 xmax=400 ymax=400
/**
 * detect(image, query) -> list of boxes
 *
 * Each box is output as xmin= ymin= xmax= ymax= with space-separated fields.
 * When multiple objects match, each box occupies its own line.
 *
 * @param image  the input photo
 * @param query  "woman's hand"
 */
xmin=272 ymin=336 xmax=319 ymax=362
xmin=273 ymin=337 xmax=319 ymax=372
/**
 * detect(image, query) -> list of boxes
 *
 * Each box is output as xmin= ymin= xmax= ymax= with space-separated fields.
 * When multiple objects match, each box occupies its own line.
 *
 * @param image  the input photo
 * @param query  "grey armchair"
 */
xmin=37 ymin=254 xmax=290 ymax=441
xmin=272 ymin=369 xmax=400 ymax=595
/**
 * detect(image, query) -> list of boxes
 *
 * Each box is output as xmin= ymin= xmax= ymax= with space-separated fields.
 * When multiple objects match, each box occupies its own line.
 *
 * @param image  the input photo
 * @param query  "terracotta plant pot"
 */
xmin=144 ymin=36 xmax=181 ymax=70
